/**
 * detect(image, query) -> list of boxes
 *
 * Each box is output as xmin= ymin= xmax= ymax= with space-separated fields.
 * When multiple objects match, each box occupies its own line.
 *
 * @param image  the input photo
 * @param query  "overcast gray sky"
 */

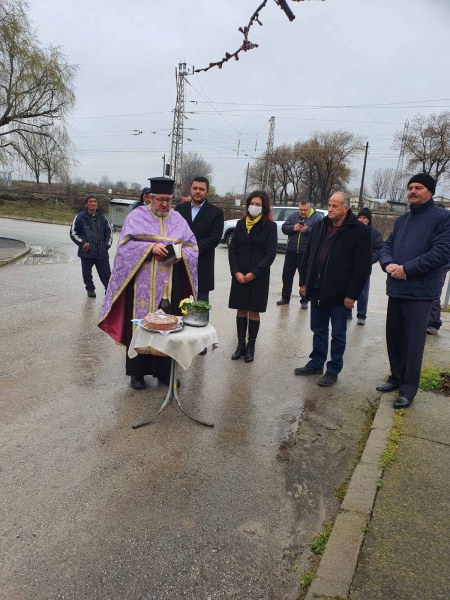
xmin=26 ymin=0 xmax=450 ymax=196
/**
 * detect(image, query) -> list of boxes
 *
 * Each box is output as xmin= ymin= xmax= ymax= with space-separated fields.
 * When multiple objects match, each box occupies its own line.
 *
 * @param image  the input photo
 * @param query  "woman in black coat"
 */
xmin=228 ymin=190 xmax=277 ymax=363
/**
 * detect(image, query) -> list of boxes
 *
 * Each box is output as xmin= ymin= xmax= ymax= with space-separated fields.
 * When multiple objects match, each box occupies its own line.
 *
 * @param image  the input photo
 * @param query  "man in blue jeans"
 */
xmin=295 ymin=192 xmax=371 ymax=386
xmin=70 ymin=194 xmax=113 ymax=298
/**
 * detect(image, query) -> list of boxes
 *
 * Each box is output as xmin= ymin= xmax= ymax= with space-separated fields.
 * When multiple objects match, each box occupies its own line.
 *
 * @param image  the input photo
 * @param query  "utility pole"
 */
xmin=394 ymin=120 xmax=409 ymax=208
xmin=169 ymin=62 xmax=190 ymax=194
xmin=358 ymin=141 xmax=369 ymax=209
xmin=262 ymin=116 xmax=275 ymax=192
xmin=243 ymin=162 xmax=250 ymax=199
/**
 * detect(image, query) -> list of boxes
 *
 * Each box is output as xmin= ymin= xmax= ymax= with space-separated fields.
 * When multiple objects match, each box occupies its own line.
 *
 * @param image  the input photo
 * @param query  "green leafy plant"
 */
xmin=311 ymin=521 xmax=333 ymax=555
xmin=419 ymin=367 xmax=444 ymax=391
xmin=299 ymin=569 xmax=315 ymax=591
xmin=333 ymin=481 xmax=349 ymax=503
xmin=179 ymin=296 xmax=212 ymax=314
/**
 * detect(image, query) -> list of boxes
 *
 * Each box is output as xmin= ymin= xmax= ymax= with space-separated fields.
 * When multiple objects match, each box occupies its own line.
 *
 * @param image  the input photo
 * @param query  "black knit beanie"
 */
xmin=407 ymin=173 xmax=436 ymax=195
xmin=357 ymin=207 xmax=372 ymax=224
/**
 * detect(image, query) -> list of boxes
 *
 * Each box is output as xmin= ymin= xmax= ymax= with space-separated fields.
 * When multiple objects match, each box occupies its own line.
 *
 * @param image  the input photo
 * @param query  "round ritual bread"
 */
xmin=143 ymin=312 xmax=178 ymax=331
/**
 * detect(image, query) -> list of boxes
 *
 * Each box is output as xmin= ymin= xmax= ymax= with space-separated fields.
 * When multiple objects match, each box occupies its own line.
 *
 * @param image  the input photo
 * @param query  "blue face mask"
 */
xmin=248 ymin=205 xmax=262 ymax=217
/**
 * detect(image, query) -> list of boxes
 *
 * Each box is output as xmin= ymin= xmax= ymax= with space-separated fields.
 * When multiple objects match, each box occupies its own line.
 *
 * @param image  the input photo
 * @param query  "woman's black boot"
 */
xmin=231 ymin=316 xmax=248 ymax=360
xmin=245 ymin=319 xmax=260 ymax=363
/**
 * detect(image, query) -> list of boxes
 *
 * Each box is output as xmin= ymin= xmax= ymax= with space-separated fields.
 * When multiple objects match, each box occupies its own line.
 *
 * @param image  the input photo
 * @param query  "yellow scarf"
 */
xmin=245 ymin=213 xmax=262 ymax=233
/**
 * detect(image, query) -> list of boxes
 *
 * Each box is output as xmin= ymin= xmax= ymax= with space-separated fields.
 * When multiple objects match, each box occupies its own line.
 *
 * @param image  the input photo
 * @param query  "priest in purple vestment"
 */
xmin=99 ymin=177 xmax=198 ymax=389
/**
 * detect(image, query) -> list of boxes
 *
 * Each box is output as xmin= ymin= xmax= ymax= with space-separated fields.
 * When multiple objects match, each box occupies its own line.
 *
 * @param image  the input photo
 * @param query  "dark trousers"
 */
xmin=386 ymin=297 xmax=432 ymax=400
xmin=197 ymin=289 xmax=210 ymax=303
xmin=356 ymin=277 xmax=370 ymax=320
xmin=81 ymin=258 xmax=111 ymax=291
xmin=281 ymin=252 xmax=307 ymax=304
xmin=309 ymin=296 xmax=348 ymax=376
xmin=428 ymin=270 xmax=447 ymax=329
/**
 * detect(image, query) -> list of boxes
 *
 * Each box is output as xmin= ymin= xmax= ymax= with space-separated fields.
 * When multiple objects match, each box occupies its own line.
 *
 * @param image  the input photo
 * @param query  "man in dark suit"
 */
xmin=175 ymin=176 xmax=224 ymax=303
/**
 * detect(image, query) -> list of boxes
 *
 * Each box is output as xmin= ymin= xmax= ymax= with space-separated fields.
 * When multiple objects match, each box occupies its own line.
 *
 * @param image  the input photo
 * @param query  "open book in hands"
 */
xmin=164 ymin=243 xmax=182 ymax=265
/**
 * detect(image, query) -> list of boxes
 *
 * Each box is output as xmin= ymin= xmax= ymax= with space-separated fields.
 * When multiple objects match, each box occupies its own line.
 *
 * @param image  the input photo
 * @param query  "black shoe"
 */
xmin=130 ymin=375 xmax=145 ymax=390
xmin=87 ymin=290 xmax=96 ymax=298
xmin=294 ymin=362 xmax=323 ymax=376
xmin=277 ymin=298 xmax=289 ymax=306
xmin=231 ymin=341 xmax=246 ymax=360
xmin=376 ymin=382 xmax=398 ymax=393
xmin=199 ymin=347 xmax=207 ymax=355
xmin=244 ymin=343 xmax=255 ymax=363
xmin=393 ymin=396 xmax=413 ymax=409
xmin=300 ymin=302 xmax=308 ymax=310
xmin=317 ymin=372 xmax=338 ymax=387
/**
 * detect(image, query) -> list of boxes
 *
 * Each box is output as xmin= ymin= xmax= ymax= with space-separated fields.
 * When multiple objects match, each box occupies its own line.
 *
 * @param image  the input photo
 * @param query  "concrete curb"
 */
xmin=0 ymin=214 xmax=72 ymax=226
xmin=305 ymin=397 xmax=394 ymax=600
xmin=0 ymin=238 xmax=31 ymax=267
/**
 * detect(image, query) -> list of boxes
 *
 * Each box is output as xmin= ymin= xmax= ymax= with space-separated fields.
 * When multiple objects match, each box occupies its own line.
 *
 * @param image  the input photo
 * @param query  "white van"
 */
xmin=221 ymin=205 xmax=327 ymax=250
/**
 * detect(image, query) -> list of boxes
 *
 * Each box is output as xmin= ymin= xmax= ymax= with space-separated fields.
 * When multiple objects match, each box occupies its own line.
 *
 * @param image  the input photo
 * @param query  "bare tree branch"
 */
xmin=193 ymin=1 xmax=324 ymax=73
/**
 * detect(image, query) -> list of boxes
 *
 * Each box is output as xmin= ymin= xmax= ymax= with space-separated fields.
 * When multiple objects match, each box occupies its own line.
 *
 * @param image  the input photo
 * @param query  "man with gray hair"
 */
xmin=277 ymin=200 xmax=323 ymax=307
xmin=295 ymin=192 xmax=372 ymax=386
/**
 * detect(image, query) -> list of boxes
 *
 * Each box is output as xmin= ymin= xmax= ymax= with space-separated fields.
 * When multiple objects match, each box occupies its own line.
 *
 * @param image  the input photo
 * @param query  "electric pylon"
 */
xmin=169 ymin=63 xmax=189 ymax=193
xmin=262 ymin=116 xmax=275 ymax=191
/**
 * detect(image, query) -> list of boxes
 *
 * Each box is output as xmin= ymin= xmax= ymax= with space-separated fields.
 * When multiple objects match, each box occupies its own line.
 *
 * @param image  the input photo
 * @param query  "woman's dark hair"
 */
xmin=245 ymin=190 xmax=271 ymax=217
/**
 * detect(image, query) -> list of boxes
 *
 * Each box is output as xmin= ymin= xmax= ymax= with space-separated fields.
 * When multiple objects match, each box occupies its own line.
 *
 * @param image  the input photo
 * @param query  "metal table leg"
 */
xmin=132 ymin=359 xmax=214 ymax=429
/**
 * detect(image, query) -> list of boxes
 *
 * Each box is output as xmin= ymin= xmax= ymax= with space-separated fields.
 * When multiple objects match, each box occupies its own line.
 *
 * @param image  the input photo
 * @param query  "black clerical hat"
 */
xmin=149 ymin=177 xmax=175 ymax=195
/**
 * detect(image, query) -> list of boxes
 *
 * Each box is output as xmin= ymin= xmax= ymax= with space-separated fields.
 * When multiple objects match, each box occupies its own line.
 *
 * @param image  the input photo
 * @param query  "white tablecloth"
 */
xmin=128 ymin=323 xmax=218 ymax=370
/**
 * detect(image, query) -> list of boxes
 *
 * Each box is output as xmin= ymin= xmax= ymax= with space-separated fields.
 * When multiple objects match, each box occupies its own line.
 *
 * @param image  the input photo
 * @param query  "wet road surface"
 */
xmin=1 ymin=218 xmax=393 ymax=599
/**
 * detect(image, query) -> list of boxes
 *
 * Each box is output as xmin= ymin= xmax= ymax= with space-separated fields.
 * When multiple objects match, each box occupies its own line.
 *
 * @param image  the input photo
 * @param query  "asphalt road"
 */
xmin=1 ymin=218 xmax=392 ymax=600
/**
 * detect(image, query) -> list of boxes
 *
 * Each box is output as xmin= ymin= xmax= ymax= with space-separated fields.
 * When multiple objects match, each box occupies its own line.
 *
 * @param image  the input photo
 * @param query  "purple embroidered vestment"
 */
xmin=99 ymin=206 xmax=198 ymax=344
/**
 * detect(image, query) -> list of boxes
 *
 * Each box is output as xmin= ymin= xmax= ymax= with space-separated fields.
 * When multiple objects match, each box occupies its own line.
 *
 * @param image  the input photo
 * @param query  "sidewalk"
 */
xmin=349 ymin=389 xmax=450 ymax=600
xmin=306 ymin=316 xmax=450 ymax=600
xmin=0 ymin=236 xmax=30 ymax=266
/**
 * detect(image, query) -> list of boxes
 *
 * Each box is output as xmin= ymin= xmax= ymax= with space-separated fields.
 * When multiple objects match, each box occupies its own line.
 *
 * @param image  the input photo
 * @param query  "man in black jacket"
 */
xmin=70 ymin=194 xmax=112 ymax=298
xmin=376 ymin=173 xmax=450 ymax=408
xmin=295 ymin=192 xmax=372 ymax=386
xmin=175 ymin=177 xmax=224 ymax=303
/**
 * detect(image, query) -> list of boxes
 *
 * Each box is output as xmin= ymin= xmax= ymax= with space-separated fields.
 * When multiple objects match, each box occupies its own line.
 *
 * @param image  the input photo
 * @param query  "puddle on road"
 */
xmin=275 ymin=403 xmax=304 ymax=447
xmin=18 ymin=246 xmax=77 ymax=265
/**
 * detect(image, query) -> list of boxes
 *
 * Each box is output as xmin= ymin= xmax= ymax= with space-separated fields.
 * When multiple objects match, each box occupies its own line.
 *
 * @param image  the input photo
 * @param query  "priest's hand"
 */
xmin=152 ymin=243 xmax=168 ymax=258
xmin=235 ymin=272 xmax=245 ymax=284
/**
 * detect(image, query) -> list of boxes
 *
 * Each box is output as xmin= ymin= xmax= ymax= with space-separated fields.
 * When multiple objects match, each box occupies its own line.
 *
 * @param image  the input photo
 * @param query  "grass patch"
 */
xmin=356 ymin=398 xmax=379 ymax=455
xmin=298 ymin=520 xmax=335 ymax=598
xmin=333 ymin=481 xmax=349 ymax=503
xmin=311 ymin=521 xmax=334 ymax=556
xmin=299 ymin=569 xmax=316 ymax=592
xmin=380 ymin=409 xmax=404 ymax=469
xmin=441 ymin=305 xmax=450 ymax=313
xmin=0 ymin=199 xmax=75 ymax=224
xmin=419 ymin=367 xmax=444 ymax=392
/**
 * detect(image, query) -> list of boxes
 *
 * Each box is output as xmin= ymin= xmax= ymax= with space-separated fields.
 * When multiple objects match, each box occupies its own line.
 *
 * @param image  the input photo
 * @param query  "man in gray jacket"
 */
xmin=277 ymin=201 xmax=323 ymax=307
